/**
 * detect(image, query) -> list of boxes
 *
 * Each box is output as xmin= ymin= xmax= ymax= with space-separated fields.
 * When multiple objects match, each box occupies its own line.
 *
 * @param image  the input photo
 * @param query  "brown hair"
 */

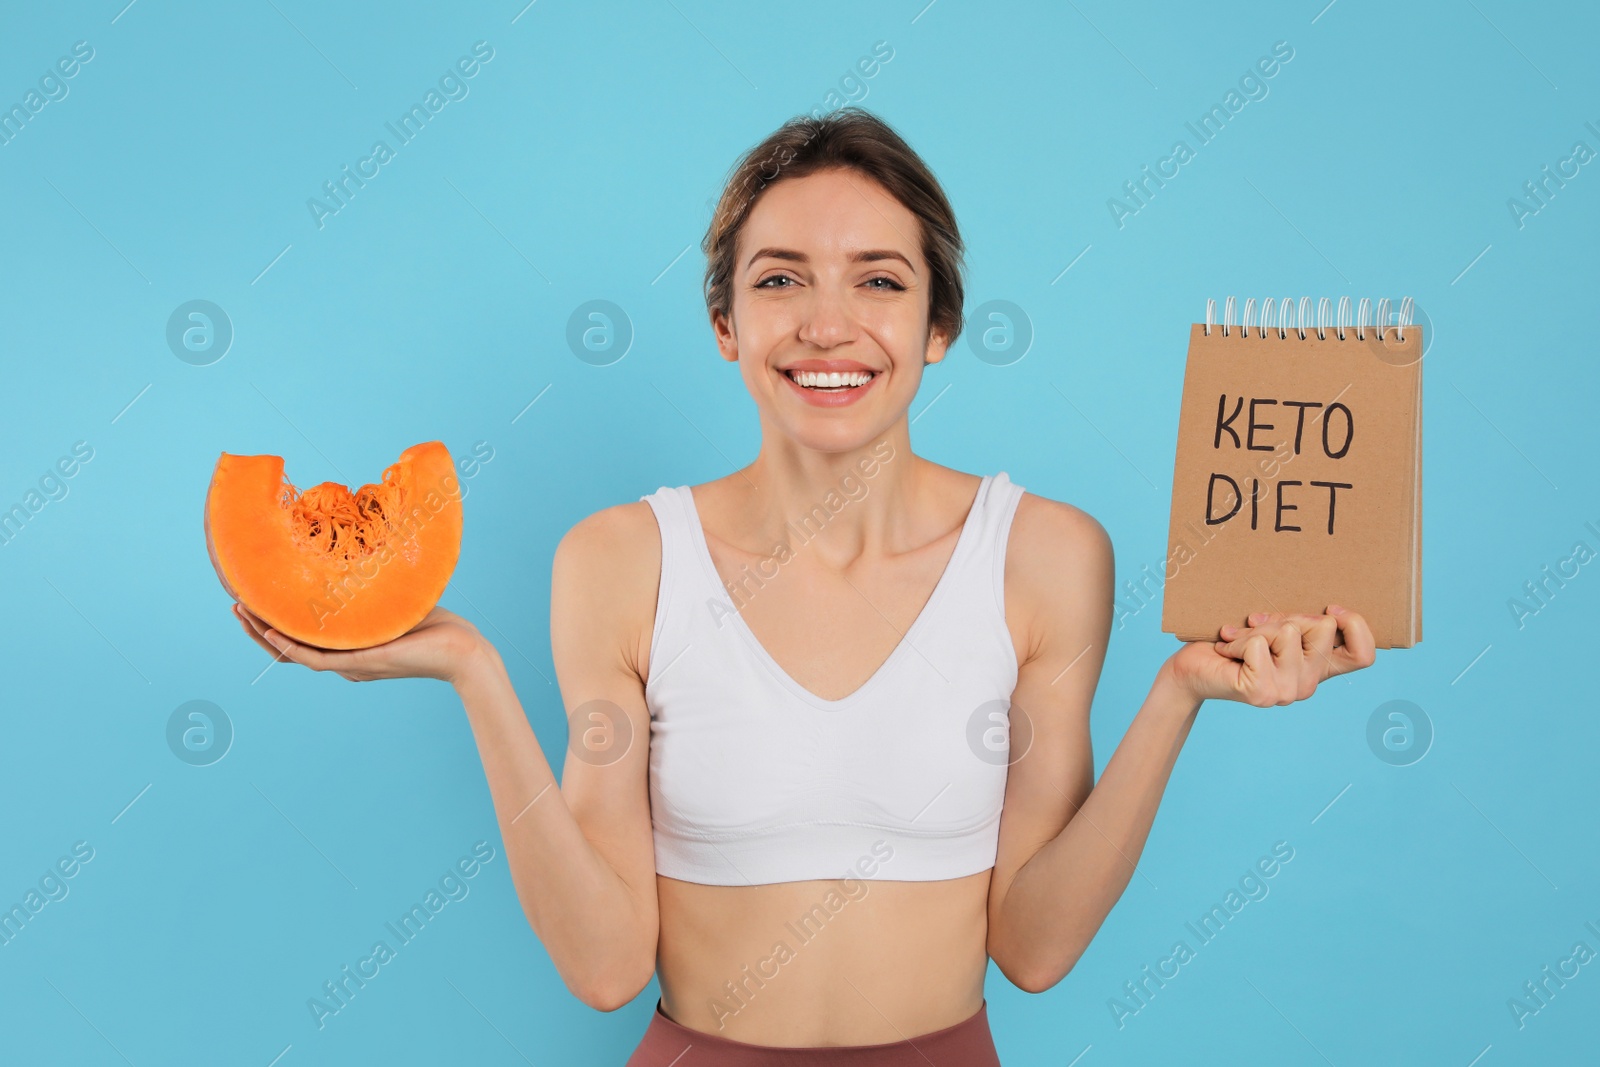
xmin=701 ymin=107 xmax=967 ymax=348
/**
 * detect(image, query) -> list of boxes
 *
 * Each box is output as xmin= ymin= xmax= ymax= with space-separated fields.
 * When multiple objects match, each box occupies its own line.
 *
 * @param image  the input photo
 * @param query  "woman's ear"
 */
xmin=923 ymin=326 xmax=952 ymax=366
xmin=709 ymin=307 xmax=739 ymax=363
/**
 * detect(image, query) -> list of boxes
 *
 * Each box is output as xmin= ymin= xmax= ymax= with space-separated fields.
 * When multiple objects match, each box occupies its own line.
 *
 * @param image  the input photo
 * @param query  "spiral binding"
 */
xmin=1204 ymin=296 xmax=1415 ymax=342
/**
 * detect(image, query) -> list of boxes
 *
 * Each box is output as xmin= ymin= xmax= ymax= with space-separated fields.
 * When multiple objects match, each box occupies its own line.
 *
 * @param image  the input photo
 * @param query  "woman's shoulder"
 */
xmin=551 ymin=495 xmax=664 ymax=619
xmin=997 ymin=482 xmax=1116 ymax=658
xmin=909 ymin=460 xmax=1110 ymax=572
xmin=1008 ymin=481 xmax=1109 ymax=552
xmin=553 ymin=493 xmax=662 ymax=580
xmin=903 ymin=460 xmax=1111 ymax=555
xmin=549 ymin=494 xmax=667 ymax=683
xmin=1006 ymin=480 xmax=1114 ymax=596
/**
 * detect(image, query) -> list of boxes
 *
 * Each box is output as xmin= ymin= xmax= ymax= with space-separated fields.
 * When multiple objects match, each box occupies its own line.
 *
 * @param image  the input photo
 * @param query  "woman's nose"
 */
xmin=798 ymin=287 xmax=853 ymax=348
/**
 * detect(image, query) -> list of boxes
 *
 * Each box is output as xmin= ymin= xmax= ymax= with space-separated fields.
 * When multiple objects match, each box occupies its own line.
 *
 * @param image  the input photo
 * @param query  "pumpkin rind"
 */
xmin=205 ymin=441 xmax=462 ymax=650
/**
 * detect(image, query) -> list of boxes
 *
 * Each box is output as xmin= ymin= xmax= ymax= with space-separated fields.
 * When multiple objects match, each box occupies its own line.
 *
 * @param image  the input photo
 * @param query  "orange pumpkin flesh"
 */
xmin=205 ymin=441 xmax=462 ymax=650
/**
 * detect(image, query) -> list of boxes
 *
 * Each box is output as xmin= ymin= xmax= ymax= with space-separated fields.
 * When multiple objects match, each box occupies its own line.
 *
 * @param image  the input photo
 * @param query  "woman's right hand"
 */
xmin=233 ymin=603 xmax=490 ymax=685
xmin=1164 ymin=605 xmax=1376 ymax=708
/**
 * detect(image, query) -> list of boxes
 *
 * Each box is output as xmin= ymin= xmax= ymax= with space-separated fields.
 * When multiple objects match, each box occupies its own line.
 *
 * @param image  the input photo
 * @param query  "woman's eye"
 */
xmin=754 ymin=275 xmax=903 ymax=290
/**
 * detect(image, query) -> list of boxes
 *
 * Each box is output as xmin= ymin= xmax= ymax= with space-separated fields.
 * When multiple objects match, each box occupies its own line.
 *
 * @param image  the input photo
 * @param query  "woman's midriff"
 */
xmin=654 ymin=869 xmax=992 ymax=1047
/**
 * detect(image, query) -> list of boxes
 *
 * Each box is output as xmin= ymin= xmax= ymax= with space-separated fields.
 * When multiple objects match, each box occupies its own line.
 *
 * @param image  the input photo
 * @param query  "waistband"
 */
xmin=624 ymin=998 xmax=1001 ymax=1066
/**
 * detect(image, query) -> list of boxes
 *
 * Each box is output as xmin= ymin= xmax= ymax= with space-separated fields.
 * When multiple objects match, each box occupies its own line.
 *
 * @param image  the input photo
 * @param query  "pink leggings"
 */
xmin=624 ymin=998 xmax=1002 ymax=1066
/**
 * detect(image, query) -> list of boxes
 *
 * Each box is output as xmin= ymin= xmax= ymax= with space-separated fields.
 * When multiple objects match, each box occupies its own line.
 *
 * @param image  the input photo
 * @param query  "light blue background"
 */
xmin=2 ymin=1 xmax=1596 ymax=1063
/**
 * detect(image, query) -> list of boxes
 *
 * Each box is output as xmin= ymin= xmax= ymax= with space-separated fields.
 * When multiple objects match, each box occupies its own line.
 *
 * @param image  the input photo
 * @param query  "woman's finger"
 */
xmin=236 ymin=617 xmax=285 ymax=661
xmin=1237 ymin=611 xmax=1284 ymax=634
xmin=233 ymin=602 xmax=391 ymax=680
xmin=1239 ymin=633 xmax=1276 ymax=706
xmin=260 ymin=628 xmax=335 ymax=672
xmin=1293 ymin=613 xmax=1338 ymax=687
xmin=234 ymin=607 xmax=290 ymax=661
xmin=1268 ymin=622 xmax=1303 ymax=705
xmin=1327 ymin=605 xmax=1377 ymax=673
xmin=267 ymin=627 xmax=389 ymax=679
xmin=1290 ymin=612 xmax=1336 ymax=653
xmin=1272 ymin=612 xmax=1335 ymax=693
xmin=1213 ymin=631 xmax=1254 ymax=659
xmin=1215 ymin=617 xmax=1288 ymax=660
xmin=235 ymin=605 xmax=283 ymax=647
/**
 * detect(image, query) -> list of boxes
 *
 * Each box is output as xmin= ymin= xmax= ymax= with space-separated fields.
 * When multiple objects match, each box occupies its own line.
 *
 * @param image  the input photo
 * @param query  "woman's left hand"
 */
xmin=1166 ymin=605 xmax=1377 ymax=708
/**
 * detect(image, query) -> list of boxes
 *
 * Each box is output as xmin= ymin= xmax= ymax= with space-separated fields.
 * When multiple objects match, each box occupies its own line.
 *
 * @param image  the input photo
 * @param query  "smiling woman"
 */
xmin=233 ymin=105 xmax=1378 ymax=1066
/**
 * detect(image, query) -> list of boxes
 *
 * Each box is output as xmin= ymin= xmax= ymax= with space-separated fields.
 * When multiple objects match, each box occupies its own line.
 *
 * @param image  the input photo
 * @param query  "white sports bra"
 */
xmin=638 ymin=471 xmax=1026 ymax=886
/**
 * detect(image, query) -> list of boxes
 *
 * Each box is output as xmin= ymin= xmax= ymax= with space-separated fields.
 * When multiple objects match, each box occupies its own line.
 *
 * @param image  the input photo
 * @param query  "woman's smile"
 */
xmin=777 ymin=358 xmax=882 ymax=407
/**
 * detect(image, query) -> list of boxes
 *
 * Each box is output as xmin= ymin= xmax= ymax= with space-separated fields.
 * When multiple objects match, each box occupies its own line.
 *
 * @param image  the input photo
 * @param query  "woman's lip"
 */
xmin=779 ymin=367 xmax=879 ymax=408
xmin=780 ymin=361 xmax=878 ymax=374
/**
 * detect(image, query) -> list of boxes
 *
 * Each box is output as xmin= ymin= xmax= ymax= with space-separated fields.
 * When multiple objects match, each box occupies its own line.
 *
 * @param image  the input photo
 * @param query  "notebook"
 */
xmin=1160 ymin=296 xmax=1422 ymax=649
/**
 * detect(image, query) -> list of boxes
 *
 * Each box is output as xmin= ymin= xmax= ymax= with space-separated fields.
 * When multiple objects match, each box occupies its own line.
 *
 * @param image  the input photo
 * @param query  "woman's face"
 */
xmin=711 ymin=166 xmax=949 ymax=453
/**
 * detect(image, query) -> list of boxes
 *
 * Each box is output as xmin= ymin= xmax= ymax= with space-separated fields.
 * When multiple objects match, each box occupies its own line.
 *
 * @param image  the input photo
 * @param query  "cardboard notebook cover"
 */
xmin=1160 ymin=321 xmax=1422 ymax=649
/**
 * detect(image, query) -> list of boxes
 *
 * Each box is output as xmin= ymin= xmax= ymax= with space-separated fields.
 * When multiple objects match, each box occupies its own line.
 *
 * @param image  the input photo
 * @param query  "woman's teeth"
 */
xmin=787 ymin=369 xmax=874 ymax=390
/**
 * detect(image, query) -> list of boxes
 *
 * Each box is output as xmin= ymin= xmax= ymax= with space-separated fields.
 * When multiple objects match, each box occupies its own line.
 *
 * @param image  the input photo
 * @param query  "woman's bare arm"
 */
xmin=236 ymin=501 xmax=663 ymax=1011
xmin=984 ymin=494 xmax=1375 ymax=992
xmin=455 ymin=501 xmax=661 ymax=1009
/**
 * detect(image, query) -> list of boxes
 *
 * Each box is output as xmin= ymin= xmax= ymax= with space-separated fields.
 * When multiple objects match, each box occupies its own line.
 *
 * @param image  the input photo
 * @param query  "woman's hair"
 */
xmin=702 ymin=106 xmax=966 ymax=348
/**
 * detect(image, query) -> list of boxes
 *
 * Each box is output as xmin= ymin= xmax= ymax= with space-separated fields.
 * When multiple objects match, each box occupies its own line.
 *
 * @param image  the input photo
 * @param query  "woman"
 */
xmin=235 ymin=107 xmax=1376 ymax=1064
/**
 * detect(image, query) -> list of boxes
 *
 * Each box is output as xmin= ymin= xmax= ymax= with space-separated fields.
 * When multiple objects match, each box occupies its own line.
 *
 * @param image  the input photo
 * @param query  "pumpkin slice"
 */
xmin=205 ymin=441 xmax=462 ymax=650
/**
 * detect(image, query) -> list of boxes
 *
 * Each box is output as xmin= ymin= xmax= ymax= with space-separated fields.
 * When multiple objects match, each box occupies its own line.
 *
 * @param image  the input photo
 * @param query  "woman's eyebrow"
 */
xmin=744 ymin=247 xmax=917 ymax=273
